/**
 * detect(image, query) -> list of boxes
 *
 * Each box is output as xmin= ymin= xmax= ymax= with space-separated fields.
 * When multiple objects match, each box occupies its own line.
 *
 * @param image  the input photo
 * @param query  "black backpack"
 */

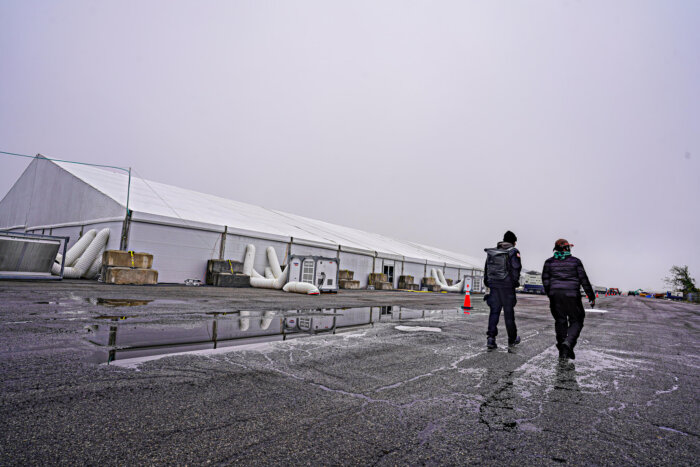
xmin=484 ymin=247 xmax=513 ymax=282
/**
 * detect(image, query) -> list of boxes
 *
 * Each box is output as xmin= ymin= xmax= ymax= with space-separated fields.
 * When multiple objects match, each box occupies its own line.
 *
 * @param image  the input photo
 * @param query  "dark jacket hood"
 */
xmin=497 ymin=242 xmax=514 ymax=249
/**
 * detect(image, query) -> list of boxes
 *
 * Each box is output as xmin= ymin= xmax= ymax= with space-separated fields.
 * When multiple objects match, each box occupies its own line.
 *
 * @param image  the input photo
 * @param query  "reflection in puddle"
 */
xmin=87 ymin=307 xmax=456 ymax=364
xmin=88 ymin=298 xmax=153 ymax=307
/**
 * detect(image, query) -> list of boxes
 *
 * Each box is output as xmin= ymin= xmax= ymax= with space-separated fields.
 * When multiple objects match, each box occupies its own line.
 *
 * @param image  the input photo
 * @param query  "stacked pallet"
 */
xmin=206 ymin=259 xmax=250 ymax=287
xmin=421 ymin=277 xmax=441 ymax=292
xmin=339 ymin=270 xmax=360 ymax=289
xmin=368 ymin=273 xmax=393 ymax=290
xmin=398 ymin=275 xmax=419 ymax=290
xmin=101 ymin=250 xmax=158 ymax=285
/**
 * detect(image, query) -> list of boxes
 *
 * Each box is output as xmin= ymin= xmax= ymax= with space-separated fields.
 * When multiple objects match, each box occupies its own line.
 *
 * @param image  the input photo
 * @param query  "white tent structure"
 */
xmin=0 ymin=157 xmax=484 ymax=288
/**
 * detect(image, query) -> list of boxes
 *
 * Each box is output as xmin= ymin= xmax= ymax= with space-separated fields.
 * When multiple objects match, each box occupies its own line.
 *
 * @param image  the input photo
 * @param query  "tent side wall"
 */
xmin=127 ymin=221 xmax=223 ymax=283
xmin=402 ymin=261 xmax=427 ymax=286
xmin=289 ymin=242 xmax=338 ymax=258
xmin=338 ymin=251 xmax=374 ymax=288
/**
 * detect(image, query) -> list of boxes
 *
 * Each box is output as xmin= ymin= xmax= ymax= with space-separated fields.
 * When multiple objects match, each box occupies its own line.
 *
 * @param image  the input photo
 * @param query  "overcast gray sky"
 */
xmin=1 ymin=1 xmax=698 ymax=291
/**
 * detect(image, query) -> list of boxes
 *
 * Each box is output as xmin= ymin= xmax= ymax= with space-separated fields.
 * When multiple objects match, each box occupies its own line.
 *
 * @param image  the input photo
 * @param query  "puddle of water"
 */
xmin=395 ymin=325 xmax=442 ymax=333
xmin=87 ymin=306 xmax=462 ymax=365
xmin=87 ymin=298 xmax=190 ymax=307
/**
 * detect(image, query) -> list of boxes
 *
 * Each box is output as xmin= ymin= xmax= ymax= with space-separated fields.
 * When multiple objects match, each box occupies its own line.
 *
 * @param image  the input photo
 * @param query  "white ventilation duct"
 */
xmin=85 ymin=247 xmax=106 ymax=280
xmin=63 ymin=228 xmax=110 ymax=279
xmin=267 ymin=246 xmax=283 ymax=279
xmin=243 ymin=243 xmax=289 ymax=289
xmin=242 ymin=244 xmax=256 ymax=276
xmin=52 ymin=229 xmax=97 ymax=275
xmin=431 ymin=268 xmax=464 ymax=293
xmin=80 ymin=228 xmax=110 ymax=279
xmin=282 ymin=281 xmax=320 ymax=295
xmin=249 ymin=267 xmax=288 ymax=289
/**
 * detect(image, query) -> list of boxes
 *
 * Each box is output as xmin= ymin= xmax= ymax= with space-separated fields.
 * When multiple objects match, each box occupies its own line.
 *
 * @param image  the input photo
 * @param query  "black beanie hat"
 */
xmin=503 ymin=231 xmax=517 ymax=243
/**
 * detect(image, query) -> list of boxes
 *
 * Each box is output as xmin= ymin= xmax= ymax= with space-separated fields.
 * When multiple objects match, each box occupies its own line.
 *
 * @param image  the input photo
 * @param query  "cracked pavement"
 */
xmin=0 ymin=281 xmax=698 ymax=465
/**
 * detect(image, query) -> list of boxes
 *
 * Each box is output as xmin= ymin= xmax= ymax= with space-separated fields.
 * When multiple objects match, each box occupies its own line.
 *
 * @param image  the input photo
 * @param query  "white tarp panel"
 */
xmin=401 ymin=261 xmax=426 ymax=286
xmin=128 ymin=222 xmax=221 ymax=283
xmin=338 ymin=251 xmax=374 ymax=287
xmin=289 ymin=242 xmax=338 ymax=258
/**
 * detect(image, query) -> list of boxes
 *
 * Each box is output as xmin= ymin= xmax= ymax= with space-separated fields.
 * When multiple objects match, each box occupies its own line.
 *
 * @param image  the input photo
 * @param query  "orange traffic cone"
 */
xmin=462 ymin=284 xmax=472 ymax=311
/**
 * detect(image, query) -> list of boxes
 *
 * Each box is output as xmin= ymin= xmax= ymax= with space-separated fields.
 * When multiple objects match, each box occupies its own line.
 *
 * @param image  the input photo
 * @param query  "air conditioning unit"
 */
xmin=286 ymin=255 xmax=339 ymax=292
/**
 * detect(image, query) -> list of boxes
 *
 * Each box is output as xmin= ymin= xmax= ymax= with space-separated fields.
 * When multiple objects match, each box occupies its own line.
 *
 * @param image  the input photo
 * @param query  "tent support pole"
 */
xmin=119 ymin=167 xmax=132 ymax=251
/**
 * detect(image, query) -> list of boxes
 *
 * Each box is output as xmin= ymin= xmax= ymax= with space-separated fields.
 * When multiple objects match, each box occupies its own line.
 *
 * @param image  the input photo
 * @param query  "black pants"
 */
xmin=486 ymin=287 xmax=517 ymax=342
xmin=548 ymin=292 xmax=586 ymax=349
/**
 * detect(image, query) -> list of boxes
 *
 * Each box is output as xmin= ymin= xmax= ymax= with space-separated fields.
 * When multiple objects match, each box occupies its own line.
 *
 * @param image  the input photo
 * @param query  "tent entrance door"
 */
xmin=382 ymin=264 xmax=394 ymax=285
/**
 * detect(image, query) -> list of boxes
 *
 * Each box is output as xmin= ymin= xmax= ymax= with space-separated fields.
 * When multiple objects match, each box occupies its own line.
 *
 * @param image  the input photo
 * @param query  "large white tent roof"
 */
xmin=54 ymin=160 xmax=483 ymax=268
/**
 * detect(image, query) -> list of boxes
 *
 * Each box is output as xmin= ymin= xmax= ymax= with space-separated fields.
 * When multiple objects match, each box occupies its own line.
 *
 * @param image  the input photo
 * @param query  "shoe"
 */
xmin=562 ymin=342 xmax=576 ymax=360
xmin=508 ymin=336 xmax=521 ymax=347
xmin=556 ymin=343 xmax=568 ymax=359
xmin=487 ymin=337 xmax=497 ymax=349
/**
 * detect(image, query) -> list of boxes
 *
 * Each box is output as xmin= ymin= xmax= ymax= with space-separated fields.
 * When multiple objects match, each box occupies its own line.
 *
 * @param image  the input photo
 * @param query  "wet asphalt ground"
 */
xmin=0 ymin=281 xmax=698 ymax=465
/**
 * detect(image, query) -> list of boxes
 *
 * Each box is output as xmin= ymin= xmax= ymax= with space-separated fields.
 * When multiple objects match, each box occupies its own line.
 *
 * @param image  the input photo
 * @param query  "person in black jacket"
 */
xmin=542 ymin=239 xmax=595 ymax=360
xmin=484 ymin=230 xmax=522 ymax=349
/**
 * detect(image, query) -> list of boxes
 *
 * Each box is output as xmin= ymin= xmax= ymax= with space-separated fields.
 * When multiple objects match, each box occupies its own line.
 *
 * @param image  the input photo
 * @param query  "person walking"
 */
xmin=484 ymin=230 xmax=522 ymax=349
xmin=542 ymin=239 xmax=595 ymax=360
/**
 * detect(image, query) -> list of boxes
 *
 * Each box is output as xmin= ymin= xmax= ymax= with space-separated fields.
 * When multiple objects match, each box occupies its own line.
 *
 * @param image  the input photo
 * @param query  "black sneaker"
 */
xmin=562 ymin=342 xmax=576 ymax=360
xmin=508 ymin=336 xmax=521 ymax=347
xmin=487 ymin=337 xmax=497 ymax=349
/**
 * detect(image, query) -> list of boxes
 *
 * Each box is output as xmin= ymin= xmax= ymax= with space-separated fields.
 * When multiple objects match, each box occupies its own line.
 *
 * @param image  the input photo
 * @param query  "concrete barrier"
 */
xmin=102 ymin=250 xmax=153 ymax=269
xmin=339 ymin=279 xmax=361 ymax=289
xmin=104 ymin=267 xmax=158 ymax=285
xmin=212 ymin=273 xmax=250 ymax=288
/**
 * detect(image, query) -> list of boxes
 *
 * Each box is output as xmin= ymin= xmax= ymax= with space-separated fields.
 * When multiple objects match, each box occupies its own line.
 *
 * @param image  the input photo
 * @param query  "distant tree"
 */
xmin=664 ymin=265 xmax=698 ymax=295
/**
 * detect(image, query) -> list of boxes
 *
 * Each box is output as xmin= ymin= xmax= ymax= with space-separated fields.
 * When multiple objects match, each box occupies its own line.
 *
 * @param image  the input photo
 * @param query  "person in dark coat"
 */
xmin=484 ymin=230 xmax=522 ymax=349
xmin=541 ymin=239 xmax=595 ymax=359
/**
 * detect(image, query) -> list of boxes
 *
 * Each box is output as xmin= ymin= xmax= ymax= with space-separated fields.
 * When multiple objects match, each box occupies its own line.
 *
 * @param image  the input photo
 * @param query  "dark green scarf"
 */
xmin=554 ymin=251 xmax=571 ymax=260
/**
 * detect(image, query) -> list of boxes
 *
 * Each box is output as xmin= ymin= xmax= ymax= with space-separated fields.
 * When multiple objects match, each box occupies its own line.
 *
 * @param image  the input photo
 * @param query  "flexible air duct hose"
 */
xmin=85 ymin=248 xmax=106 ymax=280
xmin=431 ymin=268 xmax=464 ymax=292
xmin=264 ymin=267 xmax=274 ymax=279
xmin=243 ymin=244 xmax=256 ymax=276
xmin=65 ymin=229 xmax=97 ymax=266
xmin=51 ymin=229 xmax=97 ymax=275
xmin=282 ymin=281 xmax=320 ymax=295
xmin=431 ymin=268 xmax=443 ymax=285
xmin=437 ymin=269 xmax=447 ymax=286
xmin=266 ymin=247 xmax=283 ymax=279
xmin=63 ymin=228 xmax=110 ymax=279
xmin=82 ymin=228 xmax=110 ymax=279
xmin=249 ymin=267 xmax=288 ymax=289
